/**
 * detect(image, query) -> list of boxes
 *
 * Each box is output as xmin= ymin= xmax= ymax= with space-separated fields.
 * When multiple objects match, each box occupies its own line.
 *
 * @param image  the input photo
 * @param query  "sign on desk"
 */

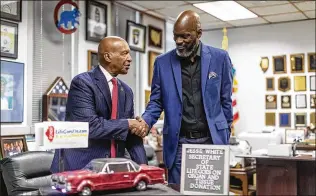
xmin=180 ymin=144 xmax=230 ymax=195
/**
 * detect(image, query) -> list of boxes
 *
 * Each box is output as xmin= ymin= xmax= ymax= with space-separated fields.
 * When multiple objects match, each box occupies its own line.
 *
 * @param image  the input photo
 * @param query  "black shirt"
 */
xmin=179 ymin=43 xmax=209 ymax=133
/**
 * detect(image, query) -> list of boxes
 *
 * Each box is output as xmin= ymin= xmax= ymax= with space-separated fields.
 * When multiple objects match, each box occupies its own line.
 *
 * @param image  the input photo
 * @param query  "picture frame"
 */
xmin=311 ymin=94 xmax=316 ymax=109
xmin=1 ymin=60 xmax=24 ymax=123
xmin=294 ymin=113 xmax=306 ymax=127
xmin=265 ymin=95 xmax=277 ymax=109
xmin=260 ymin=57 xmax=269 ymax=73
xmin=87 ymin=50 xmax=98 ymax=71
xmin=307 ymin=52 xmax=316 ymax=72
xmin=284 ymin=129 xmax=305 ymax=144
xmin=281 ymin=95 xmax=291 ymax=109
xmin=265 ymin=112 xmax=275 ymax=126
xmin=0 ymin=0 xmax=22 ymax=22
xmin=0 ymin=135 xmax=28 ymax=158
xmin=311 ymin=112 xmax=316 ymax=125
xmin=278 ymin=77 xmax=290 ymax=92
xmin=290 ymin=53 xmax=304 ymax=73
xmin=148 ymin=25 xmax=162 ymax=49
xmin=295 ymin=94 xmax=306 ymax=109
xmin=86 ymin=0 xmax=107 ymax=42
xmin=294 ymin=76 xmax=306 ymax=91
xmin=126 ymin=20 xmax=146 ymax=53
xmin=279 ymin=113 xmax=291 ymax=127
xmin=266 ymin=77 xmax=274 ymax=91
xmin=310 ymin=75 xmax=315 ymax=91
xmin=273 ymin=55 xmax=286 ymax=74
xmin=148 ymin=51 xmax=161 ymax=86
xmin=1 ymin=20 xmax=18 ymax=59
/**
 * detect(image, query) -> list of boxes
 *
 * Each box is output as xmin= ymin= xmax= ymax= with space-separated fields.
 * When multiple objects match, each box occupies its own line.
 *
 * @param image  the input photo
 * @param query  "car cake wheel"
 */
xmin=136 ymin=180 xmax=147 ymax=191
xmin=80 ymin=186 xmax=92 ymax=196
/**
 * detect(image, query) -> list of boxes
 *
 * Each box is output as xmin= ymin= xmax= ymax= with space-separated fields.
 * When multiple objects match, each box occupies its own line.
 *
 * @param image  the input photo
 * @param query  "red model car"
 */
xmin=51 ymin=158 xmax=166 ymax=195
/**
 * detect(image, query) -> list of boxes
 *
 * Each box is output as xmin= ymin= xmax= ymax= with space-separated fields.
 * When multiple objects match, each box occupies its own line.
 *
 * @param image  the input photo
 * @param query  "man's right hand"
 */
xmin=128 ymin=119 xmax=147 ymax=138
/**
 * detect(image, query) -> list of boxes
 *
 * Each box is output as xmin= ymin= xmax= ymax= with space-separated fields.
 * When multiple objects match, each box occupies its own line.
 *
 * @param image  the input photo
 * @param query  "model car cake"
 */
xmin=51 ymin=158 xmax=166 ymax=195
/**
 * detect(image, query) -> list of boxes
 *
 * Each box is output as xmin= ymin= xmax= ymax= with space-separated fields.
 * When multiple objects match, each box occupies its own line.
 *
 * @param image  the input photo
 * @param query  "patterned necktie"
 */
xmin=110 ymin=78 xmax=118 ymax=158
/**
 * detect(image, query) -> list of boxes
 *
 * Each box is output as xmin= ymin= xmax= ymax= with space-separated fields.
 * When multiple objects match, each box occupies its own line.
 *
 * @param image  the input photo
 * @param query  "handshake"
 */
xmin=128 ymin=116 xmax=149 ymax=138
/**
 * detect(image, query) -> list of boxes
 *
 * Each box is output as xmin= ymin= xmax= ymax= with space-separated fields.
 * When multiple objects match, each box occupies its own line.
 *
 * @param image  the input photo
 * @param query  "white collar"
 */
xmin=99 ymin=64 xmax=114 ymax=83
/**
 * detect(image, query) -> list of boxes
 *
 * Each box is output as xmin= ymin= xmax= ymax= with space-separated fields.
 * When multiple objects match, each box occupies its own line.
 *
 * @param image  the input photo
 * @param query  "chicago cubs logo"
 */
xmin=54 ymin=0 xmax=81 ymax=34
xmin=46 ymin=126 xmax=55 ymax=142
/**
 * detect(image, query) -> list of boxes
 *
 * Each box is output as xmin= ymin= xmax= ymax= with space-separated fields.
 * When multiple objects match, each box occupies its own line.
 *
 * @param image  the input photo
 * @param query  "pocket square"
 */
xmin=208 ymin=72 xmax=217 ymax=79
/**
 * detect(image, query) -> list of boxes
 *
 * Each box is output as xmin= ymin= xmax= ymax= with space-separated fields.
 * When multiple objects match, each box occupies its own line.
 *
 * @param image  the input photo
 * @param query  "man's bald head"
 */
xmin=98 ymin=36 xmax=128 ymax=63
xmin=174 ymin=10 xmax=201 ymax=32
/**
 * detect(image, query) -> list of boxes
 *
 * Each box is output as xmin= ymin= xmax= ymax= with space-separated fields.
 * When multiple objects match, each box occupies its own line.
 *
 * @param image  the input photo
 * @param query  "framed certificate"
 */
xmin=266 ymin=77 xmax=274 ymax=91
xmin=290 ymin=53 xmax=304 ymax=73
xmin=308 ymin=52 xmax=316 ymax=72
xmin=265 ymin=112 xmax=275 ymax=126
xmin=279 ymin=113 xmax=291 ymax=127
xmin=278 ymin=77 xmax=290 ymax=92
xmin=294 ymin=76 xmax=306 ymax=91
xmin=266 ymin=95 xmax=277 ymax=109
xmin=273 ymin=55 xmax=286 ymax=74
xmin=281 ymin=95 xmax=291 ymax=109
xmin=295 ymin=94 xmax=306 ymax=109
xmin=295 ymin=113 xmax=306 ymax=127
xmin=310 ymin=75 xmax=315 ymax=91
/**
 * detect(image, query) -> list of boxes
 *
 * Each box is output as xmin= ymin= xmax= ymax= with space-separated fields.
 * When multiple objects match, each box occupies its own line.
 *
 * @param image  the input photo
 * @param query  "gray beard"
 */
xmin=176 ymin=43 xmax=198 ymax=58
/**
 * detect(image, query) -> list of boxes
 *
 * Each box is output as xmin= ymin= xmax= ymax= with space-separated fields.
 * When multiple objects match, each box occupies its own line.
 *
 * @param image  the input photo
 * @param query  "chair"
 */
xmin=0 ymin=151 xmax=54 ymax=196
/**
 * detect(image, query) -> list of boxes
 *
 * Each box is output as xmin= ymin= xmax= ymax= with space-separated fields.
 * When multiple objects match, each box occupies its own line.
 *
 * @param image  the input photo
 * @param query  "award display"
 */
xmin=266 ymin=95 xmax=277 ymax=109
xmin=273 ymin=55 xmax=286 ymax=74
xmin=260 ymin=57 xmax=269 ymax=73
xmin=311 ymin=112 xmax=316 ymax=125
xmin=266 ymin=77 xmax=274 ymax=91
xmin=295 ymin=113 xmax=306 ymax=127
xmin=290 ymin=53 xmax=304 ymax=73
xmin=311 ymin=95 xmax=316 ymax=109
xmin=308 ymin=52 xmax=316 ymax=72
xmin=279 ymin=113 xmax=291 ymax=127
xmin=295 ymin=94 xmax=307 ymax=109
xmin=310 ymin=75 xmax=316 ymax=91
xmin=265 ymin=112 xmax=275 ymax=126
xmin=294 ymin=76 xmax=306 ymax=91
xmin=278 ymin=77 xmax=290 ymax=92
xmin=281 ymin=95 xmax=291 ymax=109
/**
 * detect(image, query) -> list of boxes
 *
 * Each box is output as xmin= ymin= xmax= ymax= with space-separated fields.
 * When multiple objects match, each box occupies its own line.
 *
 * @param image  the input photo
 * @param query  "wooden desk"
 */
xmin=230 ymin=166 xmax=256 ymax=196
xmin=238 ymin=155 xmax=316 ymax=195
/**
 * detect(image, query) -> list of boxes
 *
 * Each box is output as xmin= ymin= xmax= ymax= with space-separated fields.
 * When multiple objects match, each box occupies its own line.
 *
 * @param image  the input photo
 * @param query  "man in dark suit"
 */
xmin=51 ymin=36 xmax=148 ymax=173
xmin=137 ymin=10 xmax=233 ymax=184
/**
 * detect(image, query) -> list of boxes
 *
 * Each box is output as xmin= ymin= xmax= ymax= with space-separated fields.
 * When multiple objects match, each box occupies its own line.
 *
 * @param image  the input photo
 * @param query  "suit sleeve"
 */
xmin=66 ymin=76 xmax=129 ymax=140
xmin=221 ymin=52 xmax=233 ymax=131
xmin=141 ymin=59 xmax=163 ymax=128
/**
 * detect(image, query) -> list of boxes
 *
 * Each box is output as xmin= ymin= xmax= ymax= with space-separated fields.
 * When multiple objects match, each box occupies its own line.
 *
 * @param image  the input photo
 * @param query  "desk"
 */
xmin=230 ymin=166 xmax=256 ymax=196
xmin=39 ymin=184 xmax=182 ymax=195
xmin=238 ymin=155 xmax=316 ymax=195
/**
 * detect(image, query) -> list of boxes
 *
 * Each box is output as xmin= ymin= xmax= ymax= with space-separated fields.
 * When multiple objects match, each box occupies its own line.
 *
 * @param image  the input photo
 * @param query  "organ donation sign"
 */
xmin=180 ymin=144 xmax=230 ymax=195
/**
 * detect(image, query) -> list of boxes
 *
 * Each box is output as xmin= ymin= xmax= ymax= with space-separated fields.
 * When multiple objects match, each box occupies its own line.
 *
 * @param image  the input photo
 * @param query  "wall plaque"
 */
xmin=294 ymin=76 xmax=306 ymax=91
xmin=281 ymin=95 xmax=291 ymax=109
xmin=265 ymin=112 xmax=276 ymax=126
xmin=278 ymin=77 xmax=290 ymax=92
xmin=180 ymin=144 xmax=229 ymax=195
xmin=273 ymin=55 xmax=286 ymax=74
xmin=290 ymin=53 xmax=304 ymax=73
xmin=266 ymin=77 xmax=274 ymax=91
xmin=266 ymin=95 xmax=277 ymax=109
xmin=308 ymin=52 xmax=316 ymax=72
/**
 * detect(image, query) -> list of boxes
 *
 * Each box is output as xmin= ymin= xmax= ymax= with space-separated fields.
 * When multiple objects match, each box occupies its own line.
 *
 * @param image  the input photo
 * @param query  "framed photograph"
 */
xmin=266 ymin=95 xmax=277 ymax=109
xmin=295 ymin=113 xmax=306 ymax=127
xmin=0 ymin=0 xmax=22 ymax=22
xmin=86 ymin=0 xmax=107 ymax=42
xmin=294 ymin=76 xmax=306 ymax=91
xmin=0 ymin=135 xmax=28 ymax=158
xmin=307 ymin=52 xmax=316 ymax=72
xmin=310 ymin=75 xmax=315 ymax=91
xmin=87 ymin=50 xmax=98 ymax=71
xmin=260 ymin=57 xmax=269 ymax=73
xmin=285 ymin=129 xmax=305 ymax=144
xmin=295 ymin=94 xmax=306 ymax=109
xmin=273 ymin=55 xmax=286 ymax=74
xmin=290 ymin=53 xmax=304 ymax=73
xmin=148 ymin=51 xmax=161 ymax=86
xmin=278 ymin=77 xmax=290 ymax=92
xmin=311 ymin=94 xmax=316 ymax=109
xmin=279 ymin=113 xmax=291 ymax=127
xmin=126 ymin=20 xmax=146 ymax=53
xmin=1 ymin=20 xmax=18 ymax=59
xmin=1 ymin=60 xmax=24 ymax=123
xmin=281 ymin=95 xmax=291 ymax=109
xmin=265 ymin=112 xmax=275 ymax=126
xmin=148 ymin=25 xmax=162 ymax=49
xmin=266 ymin=77 xmax=274 ymax=91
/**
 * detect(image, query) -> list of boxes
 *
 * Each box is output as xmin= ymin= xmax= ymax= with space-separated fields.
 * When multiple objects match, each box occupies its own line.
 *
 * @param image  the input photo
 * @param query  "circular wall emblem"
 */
xmin=54 ymin=0 xmax=80 ymax=34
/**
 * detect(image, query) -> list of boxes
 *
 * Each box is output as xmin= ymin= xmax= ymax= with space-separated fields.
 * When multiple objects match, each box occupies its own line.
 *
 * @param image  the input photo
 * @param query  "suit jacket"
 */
xmin=142 ymin=42 xmax=233 ymax=169
xmin=51 ymin=66 xmax=147 ymax=173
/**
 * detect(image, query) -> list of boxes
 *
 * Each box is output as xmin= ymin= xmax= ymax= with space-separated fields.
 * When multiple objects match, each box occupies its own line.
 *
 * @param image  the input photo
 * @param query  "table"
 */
xmin=230 ymin=166 xmax=256 ymax=196
xmin=238 ymin=154 xmax=316 ymax=195
xmin=39 ymin=184 xmax=183 ymax=195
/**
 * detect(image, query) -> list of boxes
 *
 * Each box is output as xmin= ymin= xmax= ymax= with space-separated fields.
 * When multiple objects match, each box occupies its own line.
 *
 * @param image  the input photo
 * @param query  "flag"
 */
xmin=232 ymin=66 xmax=239 ymax=131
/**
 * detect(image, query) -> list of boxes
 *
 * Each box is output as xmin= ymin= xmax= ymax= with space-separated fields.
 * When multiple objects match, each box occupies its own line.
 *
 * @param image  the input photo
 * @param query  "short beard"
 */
xmin=176 ymin=42 xmax=198 ymax=58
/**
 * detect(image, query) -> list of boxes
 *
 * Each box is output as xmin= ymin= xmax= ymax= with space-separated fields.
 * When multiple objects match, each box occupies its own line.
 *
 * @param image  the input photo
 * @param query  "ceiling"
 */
xmin=115 ymin=1 xmax=316 ymax=30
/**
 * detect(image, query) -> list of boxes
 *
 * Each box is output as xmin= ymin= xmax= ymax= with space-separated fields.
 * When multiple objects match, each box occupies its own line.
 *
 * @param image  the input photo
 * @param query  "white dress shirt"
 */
xmin=99 ymin=65 xmax=116 ymax=98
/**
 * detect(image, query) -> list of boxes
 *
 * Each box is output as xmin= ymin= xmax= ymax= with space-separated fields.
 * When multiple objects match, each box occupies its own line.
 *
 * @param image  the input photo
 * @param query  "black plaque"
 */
xmin=273 ymin=55 xmax=286 ymax=74
xmin=180 ymin=144 xmax=229 ymax=195
xmin=308 ymin=53 xmax=316 ymax=72
xmin=295 ymin=113 xmax=306 ymax=127
xmin=281 ymin=95 xmax=291 ymax=109
xmin=290 ymin=54 xmax=304 ymax=73
xmin=266 ymin=78 xmax=274 ymax=91
xmin=278 ymin=77 xmax=290 ymax=92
